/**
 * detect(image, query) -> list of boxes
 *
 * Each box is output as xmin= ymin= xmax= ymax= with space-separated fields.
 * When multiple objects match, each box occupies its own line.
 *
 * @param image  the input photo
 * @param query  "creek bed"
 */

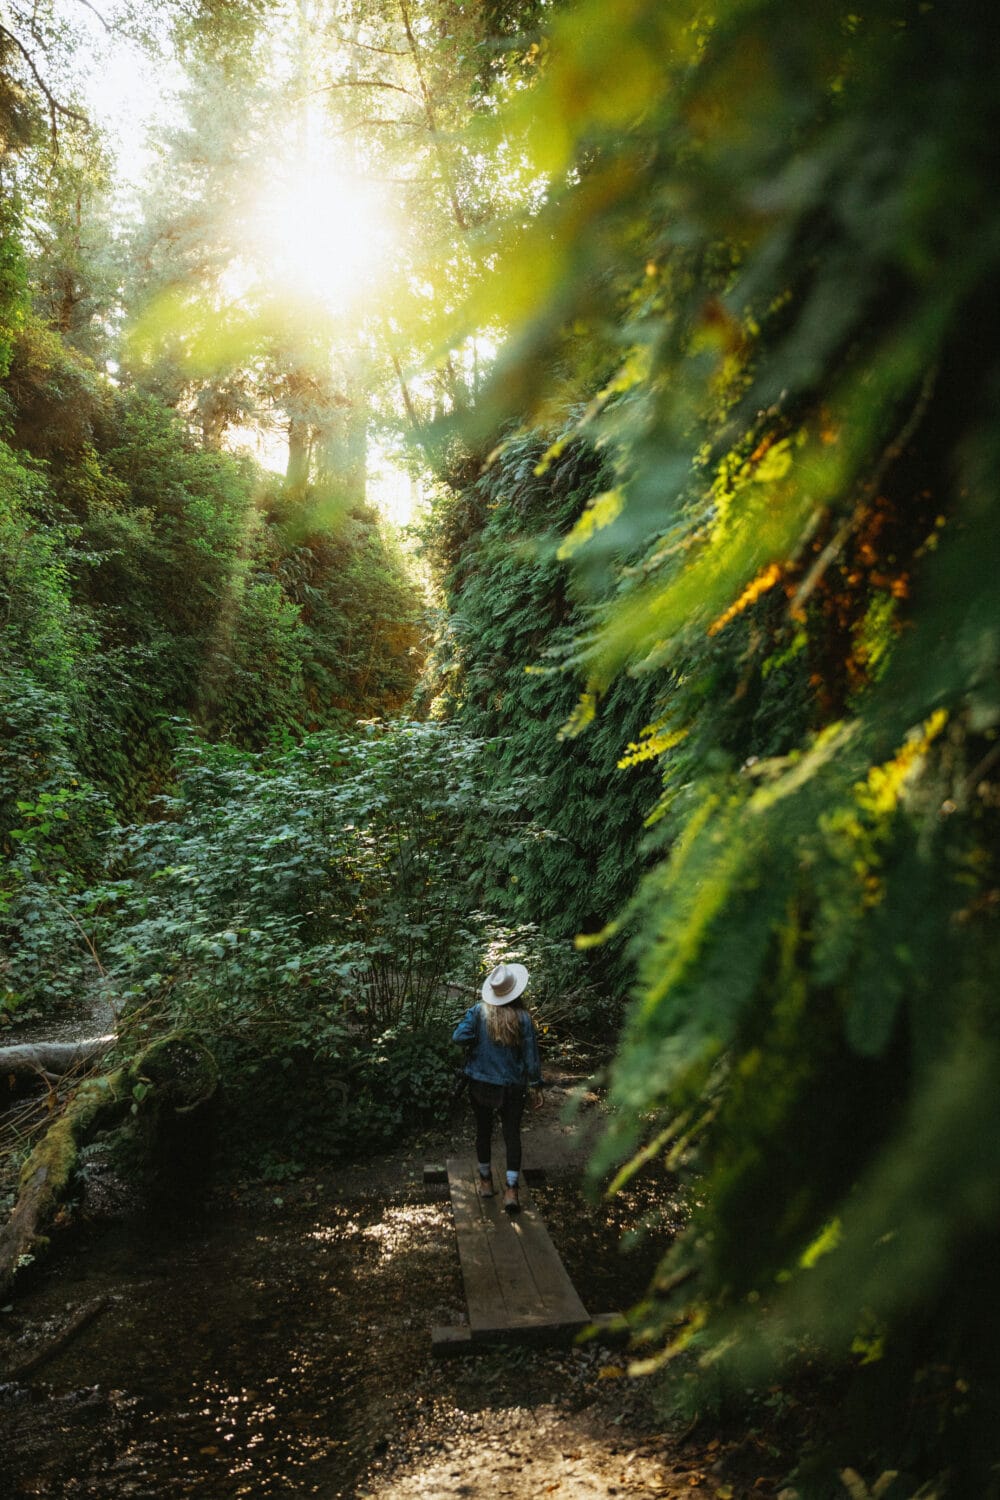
xmin=0 ymin=1188 xmax=466 ymax=1498
xmin=0 ymin=1166 xmax=672 ymax=1499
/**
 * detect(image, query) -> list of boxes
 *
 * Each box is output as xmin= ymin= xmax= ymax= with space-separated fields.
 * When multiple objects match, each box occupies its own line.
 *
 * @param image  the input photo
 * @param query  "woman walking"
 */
xmin=452 ymin=961 xmax=544 ymax=1214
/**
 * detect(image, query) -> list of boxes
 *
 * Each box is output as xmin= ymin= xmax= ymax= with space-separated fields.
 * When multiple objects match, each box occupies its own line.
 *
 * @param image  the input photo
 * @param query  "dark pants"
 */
xmin=470 ymin=1082 xmax=527 ymax=1175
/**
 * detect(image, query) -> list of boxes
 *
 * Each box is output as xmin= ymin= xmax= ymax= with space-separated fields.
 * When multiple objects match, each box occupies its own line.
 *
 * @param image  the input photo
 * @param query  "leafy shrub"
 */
xmin=5 ymin=718 xmax=577 ymax=1154
xmin=339 ymin=1024 xmax=456 ymax=1147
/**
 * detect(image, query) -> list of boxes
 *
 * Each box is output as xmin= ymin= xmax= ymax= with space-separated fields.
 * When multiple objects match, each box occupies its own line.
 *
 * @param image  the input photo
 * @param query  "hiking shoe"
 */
xmin=478 ymin=1173 xmax=495 ymax=1197
xmin=503 ymin=1185 xmax=520 ymax=1215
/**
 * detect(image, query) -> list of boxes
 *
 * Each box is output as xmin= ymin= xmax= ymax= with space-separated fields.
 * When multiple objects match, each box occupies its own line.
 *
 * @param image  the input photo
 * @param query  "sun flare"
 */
xmin=249 ymin=165 xmax=392 ymax=313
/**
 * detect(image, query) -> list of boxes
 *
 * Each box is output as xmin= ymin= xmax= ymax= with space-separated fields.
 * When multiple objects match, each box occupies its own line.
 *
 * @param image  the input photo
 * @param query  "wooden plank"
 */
xmin=507 ymin=1197 xmax=589 ymax=1326
xmin=480 ymin=1174 xmax=588 ymax=1323
xmin=475 ymin=1189 xmax=549 ymax=1328
xmin=447 ymin=1163 xmax=509 ymax=1332
xmin=449 ymin=1162 xmax=547 ymax=1331
xmin=445 ymin=1157 xmax=590 ymax=1344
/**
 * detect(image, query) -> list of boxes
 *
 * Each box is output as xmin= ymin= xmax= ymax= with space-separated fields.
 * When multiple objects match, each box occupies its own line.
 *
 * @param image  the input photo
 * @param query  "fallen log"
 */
xmin=0 ymin=1038 xmax=115 ymax=1083
xmin=0 ymin=1068 xmax=126 ymax=1301
xmin=0 ymin=1035 xmax=218 ymax=1302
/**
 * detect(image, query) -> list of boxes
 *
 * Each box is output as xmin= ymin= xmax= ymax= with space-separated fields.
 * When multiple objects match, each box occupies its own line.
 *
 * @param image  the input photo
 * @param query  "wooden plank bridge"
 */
xmin=430 ymin=1156 xmax=620 ymax=1355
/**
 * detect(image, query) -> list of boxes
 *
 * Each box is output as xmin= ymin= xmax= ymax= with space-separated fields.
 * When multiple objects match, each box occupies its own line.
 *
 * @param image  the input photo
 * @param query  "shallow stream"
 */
xmin=1 ymin=1186 xmax=465 ymax=1498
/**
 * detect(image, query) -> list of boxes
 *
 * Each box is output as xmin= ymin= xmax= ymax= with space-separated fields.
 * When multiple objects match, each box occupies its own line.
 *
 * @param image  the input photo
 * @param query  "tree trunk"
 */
xmin=286 ymin=414 xmax=311 ymax=489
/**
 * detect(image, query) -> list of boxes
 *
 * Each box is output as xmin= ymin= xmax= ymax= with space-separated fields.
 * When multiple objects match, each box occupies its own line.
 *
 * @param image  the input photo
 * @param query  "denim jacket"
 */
xmin=452 ymin=1003 xmax=543 ymax=1089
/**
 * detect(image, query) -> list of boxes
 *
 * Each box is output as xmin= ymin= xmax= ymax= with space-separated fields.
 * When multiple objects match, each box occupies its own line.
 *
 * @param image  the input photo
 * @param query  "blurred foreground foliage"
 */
xmin=437 ymin=0 xmax=1000 ymax=1491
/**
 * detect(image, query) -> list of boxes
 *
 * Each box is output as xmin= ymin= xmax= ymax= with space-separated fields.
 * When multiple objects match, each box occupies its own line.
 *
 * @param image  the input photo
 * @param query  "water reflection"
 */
xmin=0 ymin=1196 xmax=461 ymax=1498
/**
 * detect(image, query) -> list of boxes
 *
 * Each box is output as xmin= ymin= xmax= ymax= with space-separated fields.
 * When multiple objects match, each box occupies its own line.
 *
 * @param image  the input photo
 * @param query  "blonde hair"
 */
xmin=483 ymin=998 xmax=529 ymax=1047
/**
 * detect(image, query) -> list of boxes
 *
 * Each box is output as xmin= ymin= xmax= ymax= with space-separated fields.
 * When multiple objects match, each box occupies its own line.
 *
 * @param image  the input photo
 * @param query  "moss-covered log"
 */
xmin=0 ymin=1035 xmax=218 ymax=1301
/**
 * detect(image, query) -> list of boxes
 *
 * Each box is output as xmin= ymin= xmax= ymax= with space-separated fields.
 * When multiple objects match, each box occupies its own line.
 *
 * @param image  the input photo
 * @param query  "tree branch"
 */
xmin=71 ymin=0 xmax=112 ymax=34
xmin=325 ymin=115 xmax=424 ymax=140
xmin=318 ymin=28 xmax=409 ymax=58
xmin=306 ymin=76 xmax=422 ymax=103
xmin=0 ymin=21 xmax=90 ymax=145
xmin=397 ymin=0 xmax=468 ymax=233
xmin=789 ymin=367 xmax=939 ymax=616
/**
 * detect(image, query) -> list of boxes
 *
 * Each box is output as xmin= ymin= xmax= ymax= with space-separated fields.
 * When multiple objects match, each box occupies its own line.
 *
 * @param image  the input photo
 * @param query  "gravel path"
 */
xmin=357 ymin=1376 xmax=725 ymax=1499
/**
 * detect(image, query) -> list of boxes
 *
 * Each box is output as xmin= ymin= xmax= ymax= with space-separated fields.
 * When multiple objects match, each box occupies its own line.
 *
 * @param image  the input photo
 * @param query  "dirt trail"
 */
xmin=358 ymin=1387 xmax=724 ymax=1499
xmin=332 ymin=1073 xmax=775 ymax=1500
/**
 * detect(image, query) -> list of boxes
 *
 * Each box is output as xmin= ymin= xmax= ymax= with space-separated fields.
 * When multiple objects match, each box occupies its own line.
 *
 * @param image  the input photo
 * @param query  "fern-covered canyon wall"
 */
xmin=422 ymin=432 xmax=665 ymax=973
xmin=446 ymin=1 xmax=1000 ymax=1489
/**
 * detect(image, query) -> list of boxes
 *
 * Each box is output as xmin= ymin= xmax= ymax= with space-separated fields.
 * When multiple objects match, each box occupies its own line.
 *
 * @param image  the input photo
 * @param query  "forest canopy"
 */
xmin=1 ymin=1 xmax=998 ymax=1494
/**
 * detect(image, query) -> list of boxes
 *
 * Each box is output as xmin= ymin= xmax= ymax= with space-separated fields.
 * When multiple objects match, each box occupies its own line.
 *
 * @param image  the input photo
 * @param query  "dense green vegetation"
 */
xmin=454 ymin=1 xmax=1000 ymax=1492
xmin=33 ymin=719 xmax=580 ymax=1155
xmin=0 ymin=6 xmax=426 ymax=1032
xmin=2 ymin=0 xmax=998 ymax=1494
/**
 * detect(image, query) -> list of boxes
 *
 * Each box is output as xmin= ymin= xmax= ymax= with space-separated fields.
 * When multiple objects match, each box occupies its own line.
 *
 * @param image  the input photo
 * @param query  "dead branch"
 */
xmin=789 ymin=367 xmax=939 ymax=616
xmin=7 ymin=1296 xmax=111 ymax=1380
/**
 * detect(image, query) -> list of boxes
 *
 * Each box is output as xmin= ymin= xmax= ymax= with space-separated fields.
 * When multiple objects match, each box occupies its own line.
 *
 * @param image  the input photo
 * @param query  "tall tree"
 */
xmin=121 ymin=7 xmax=274 ymax=444
xmin=20 ymin=119 xmax=116 ymax=362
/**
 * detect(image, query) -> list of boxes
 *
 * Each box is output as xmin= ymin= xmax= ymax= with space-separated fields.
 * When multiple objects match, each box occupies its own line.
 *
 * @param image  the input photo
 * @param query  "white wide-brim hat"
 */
xmin=481 ymin=961 xmax=530 ymax=1006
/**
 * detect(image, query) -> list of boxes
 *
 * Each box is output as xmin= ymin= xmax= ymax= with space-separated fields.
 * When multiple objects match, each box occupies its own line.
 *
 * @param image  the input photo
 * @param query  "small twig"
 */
xmin=48 ymin=897 xmax=106 ymax=979
xmin=962 ymin=741 xmax=1000 ymax=799
xmin=324 ymin=116 xmax=424 ymax=139
xmin=0 ymin=1095 xmax=55 ymax=1147
xmin=70 ymin=0 xmax=111 ymax=33
xmin=303 ymin=76 xmax=421 ymax=103
xmin=8 ymin=1296 xmax=111 ymax=1380
xmin=317 ymin=27 xmax=409 ymax=57
xmin=790 ymin=366 xmax=939 ymax=616
xmin=789 ymin=504 xmax=864 ymax=617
